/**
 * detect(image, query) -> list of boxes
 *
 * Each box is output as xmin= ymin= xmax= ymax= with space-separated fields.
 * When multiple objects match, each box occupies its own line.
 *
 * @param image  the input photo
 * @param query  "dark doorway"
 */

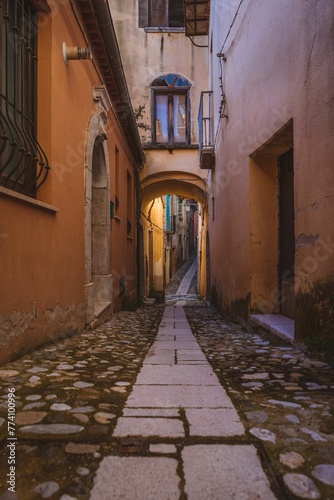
xmin=278 ymin=148 xmax=295 ymax=318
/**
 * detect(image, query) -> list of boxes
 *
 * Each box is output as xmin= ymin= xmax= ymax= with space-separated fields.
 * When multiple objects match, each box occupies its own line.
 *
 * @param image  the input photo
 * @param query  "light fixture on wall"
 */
xmin=62 ymin=42 xmax=92 ymax=64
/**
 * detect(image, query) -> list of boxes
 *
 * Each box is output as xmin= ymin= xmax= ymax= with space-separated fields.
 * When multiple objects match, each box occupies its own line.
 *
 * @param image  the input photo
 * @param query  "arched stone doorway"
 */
xmin=85 ymin=87 xmax=112 ymax=326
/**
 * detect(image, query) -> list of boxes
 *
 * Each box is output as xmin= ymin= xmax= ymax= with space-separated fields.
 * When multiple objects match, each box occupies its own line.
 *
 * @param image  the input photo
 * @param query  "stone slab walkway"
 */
xmin=91 ymin=305 xmax=277 ymax=499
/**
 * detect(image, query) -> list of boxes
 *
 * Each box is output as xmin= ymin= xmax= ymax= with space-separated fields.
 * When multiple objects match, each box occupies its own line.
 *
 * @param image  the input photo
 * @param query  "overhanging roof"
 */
xmin=74 ymin=0 xmax=145 ymax=169
xmin=184 ymin=0 xmax=210 ymax=37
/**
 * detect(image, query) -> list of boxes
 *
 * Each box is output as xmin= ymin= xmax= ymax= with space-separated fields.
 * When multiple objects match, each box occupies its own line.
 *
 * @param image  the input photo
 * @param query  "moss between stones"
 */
xmin=295 ymin=280 xmax=334 ymax=363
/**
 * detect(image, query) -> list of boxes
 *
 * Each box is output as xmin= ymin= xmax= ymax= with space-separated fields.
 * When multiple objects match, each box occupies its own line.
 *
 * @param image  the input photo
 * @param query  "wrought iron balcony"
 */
xmin=198 ymin=91 xmax=215 ymax=169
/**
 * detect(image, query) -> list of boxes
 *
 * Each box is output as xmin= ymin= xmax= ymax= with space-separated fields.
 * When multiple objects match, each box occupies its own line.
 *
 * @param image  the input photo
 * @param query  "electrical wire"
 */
xmin=188 ymin=36 xmax=208 ymax=48
xmin=219 ymin=0 xmax=245 ymax=55
xmin=141 ymin=211 xmax=165 ymax=233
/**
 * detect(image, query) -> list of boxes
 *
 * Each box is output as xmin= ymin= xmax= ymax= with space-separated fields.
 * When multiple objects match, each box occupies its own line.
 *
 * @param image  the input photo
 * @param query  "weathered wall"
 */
xmin=0 ymin=2 xmax=139 ymax=364
xmin=209 ymin=0 xmax=334 ymax=347
xmin=108 ymin=0 xmax=209 ymax=296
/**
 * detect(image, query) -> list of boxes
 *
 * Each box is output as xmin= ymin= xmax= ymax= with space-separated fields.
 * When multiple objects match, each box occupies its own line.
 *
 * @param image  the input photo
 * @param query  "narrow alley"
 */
xmin=0 ymin=258 xmax=333 ymax=499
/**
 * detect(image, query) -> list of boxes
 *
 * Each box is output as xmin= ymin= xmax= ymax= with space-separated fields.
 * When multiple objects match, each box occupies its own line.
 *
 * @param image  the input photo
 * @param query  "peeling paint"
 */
xmin=296 ymin=233 xmax=319 ymax=248
xmin=0 ymin=305 xmax=36 ymax=347
xmin=0 ymin=303 xmax=82 ymax=365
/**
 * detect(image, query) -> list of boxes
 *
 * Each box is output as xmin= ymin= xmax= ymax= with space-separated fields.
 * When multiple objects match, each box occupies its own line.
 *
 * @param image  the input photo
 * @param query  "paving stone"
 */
xmin=143 ymin=350 xmax=175 ymax=365
xmin=186 ymin=408 xmax=245 ymax=437
xmin=123 ymin=408 xmax=180 ymax=417
xmin=34 ymin=482 xmax=60 ymax=498
xmin=149 ymin=444 xmax=177 ymax=454
xmin=136 ymin=365 xmax=219 ymax=385
xmin=249 ymin=427 xmax=276 ymax=444
xmin=113 ymin=417 xmax=184 ymax=437
xmin=177 ymin=350 xmax=208 ymax=361
xmin=153 ymin=341 xmax=199 ymax=350
xmin=27 ymin=367 xmax=48 ymax=373
xmin=285 ymin=414 xmax=300 ymax=424
xmin=0 ymin=416 xmax=5 ymax=428
xmin=91 ymin=457 xmax=180 ymax=499
xmin=19 ymin=424 xmax=84 ymax=435
xmin=93 ymin=412 xmax=116 ymax=424
xmin=15 ymin=411 xmax=48 ymax=425
xmin=23 ymin=402 xmax=46 ymax=410
xmin=242 ymin=373 xmax=269 ymax=380
xmin=126 ymin=385 xmax=234 ymax=408
xmin=65 ymin=443 xmax=100 ymax=454
xmin=0 ymin=370 xmax=19 ymax=378
xmin=268 ymin=399 xmax=302 ymax=409
xmin=311 ymin=464 xmax=334 ymax=485
xmin=50 ymin=403 xmax=72 ymax=411
xmin=25 ymin=394 xmax=42 ymax=401
xmin=73 ymin=381 xmax=94 ymax=388
xmin=283 ymin=473 xmax=321 ymax=499
xmin=77 ymin=467 xmax=90 ymax=476
xmin=69 ymin=406 xmax=94 ymax=414
xmin=245 ymin=411 xmax=268 ymax=423
xmin=301 ymin=427 xmax=327 ymax=442
xmin=111 ymin=386 xmax=127 ymax=393
xmin=72 ymin=413 xmax=89 ymax=424
xmin=280 ymin=451 xmax=305 ymax=469
xmin=182 ymin=445 xmax=276 ymax=499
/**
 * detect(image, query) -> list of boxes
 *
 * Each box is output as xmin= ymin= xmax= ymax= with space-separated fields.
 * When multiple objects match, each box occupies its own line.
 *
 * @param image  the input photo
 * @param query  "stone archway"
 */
xmin=85 ymin=87 xmax=112 ymax=326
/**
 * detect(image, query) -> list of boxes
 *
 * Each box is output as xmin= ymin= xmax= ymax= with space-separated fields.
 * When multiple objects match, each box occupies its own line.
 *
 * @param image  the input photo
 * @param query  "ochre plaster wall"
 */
xmin=208 ymin=0 xmax=334 ymax=345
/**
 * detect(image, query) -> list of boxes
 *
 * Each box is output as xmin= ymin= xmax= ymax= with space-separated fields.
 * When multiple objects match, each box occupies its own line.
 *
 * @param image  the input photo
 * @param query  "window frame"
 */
xmin=0 ymin=0 xmax=50 ymax=198
xmin=139 ymin=0 xmax=185 ymax=29
xmin=151 ymin=86 xmax=190 ymax=147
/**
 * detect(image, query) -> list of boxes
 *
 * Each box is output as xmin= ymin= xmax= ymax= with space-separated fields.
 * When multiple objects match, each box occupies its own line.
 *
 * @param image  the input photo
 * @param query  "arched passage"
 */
xmin=139 ymin=172 xmax=208 ymax=299
xmin=141 ymin=171 xmax=207 ymax=208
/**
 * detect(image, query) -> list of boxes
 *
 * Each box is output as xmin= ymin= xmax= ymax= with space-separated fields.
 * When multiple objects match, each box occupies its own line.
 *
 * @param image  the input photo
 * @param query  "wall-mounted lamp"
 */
xmin=62 ymin=42 xmax=92 ymax=64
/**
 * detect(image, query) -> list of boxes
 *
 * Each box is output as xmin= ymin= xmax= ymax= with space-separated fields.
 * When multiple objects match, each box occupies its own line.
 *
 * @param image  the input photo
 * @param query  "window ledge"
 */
xmin=114 ymin=215 xmax=122 ymax=222
xmin=127 ymin=236 xmax=134 ymax=241
xmin=0 ymin=186 xmax=59 ymax=214
xmin=143 ymin=143 xmax=199 ymax=151
xmin=144 ymin=27 xmax=185 ymax=33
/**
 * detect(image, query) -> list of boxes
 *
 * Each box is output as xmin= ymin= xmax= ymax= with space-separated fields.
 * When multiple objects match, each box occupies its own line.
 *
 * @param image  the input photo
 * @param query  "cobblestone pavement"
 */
xmin=0 ymin=307 xmax=163 ymax=499
xmin=0 ymin=257 xmax=333 ymax=499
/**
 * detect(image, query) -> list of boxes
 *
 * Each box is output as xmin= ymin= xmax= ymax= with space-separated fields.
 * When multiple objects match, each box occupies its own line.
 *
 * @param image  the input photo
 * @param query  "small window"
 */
xmin=139 ymin=0 xmax=185 ymax=28
xmin=151 ymin=74 xmax=191 ymax=146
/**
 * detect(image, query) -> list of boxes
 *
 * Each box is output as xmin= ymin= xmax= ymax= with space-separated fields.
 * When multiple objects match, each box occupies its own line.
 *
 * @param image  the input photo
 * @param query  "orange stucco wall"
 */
xmin=0 ymin=2 xmax=138 ymax=364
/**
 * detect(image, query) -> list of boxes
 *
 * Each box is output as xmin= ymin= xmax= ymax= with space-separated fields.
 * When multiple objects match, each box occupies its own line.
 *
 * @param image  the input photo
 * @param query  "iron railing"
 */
xmin=0 ymin=0 xmax=50 ymax=197
xmin=198 ymin=90 xmax=215 ymax=168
